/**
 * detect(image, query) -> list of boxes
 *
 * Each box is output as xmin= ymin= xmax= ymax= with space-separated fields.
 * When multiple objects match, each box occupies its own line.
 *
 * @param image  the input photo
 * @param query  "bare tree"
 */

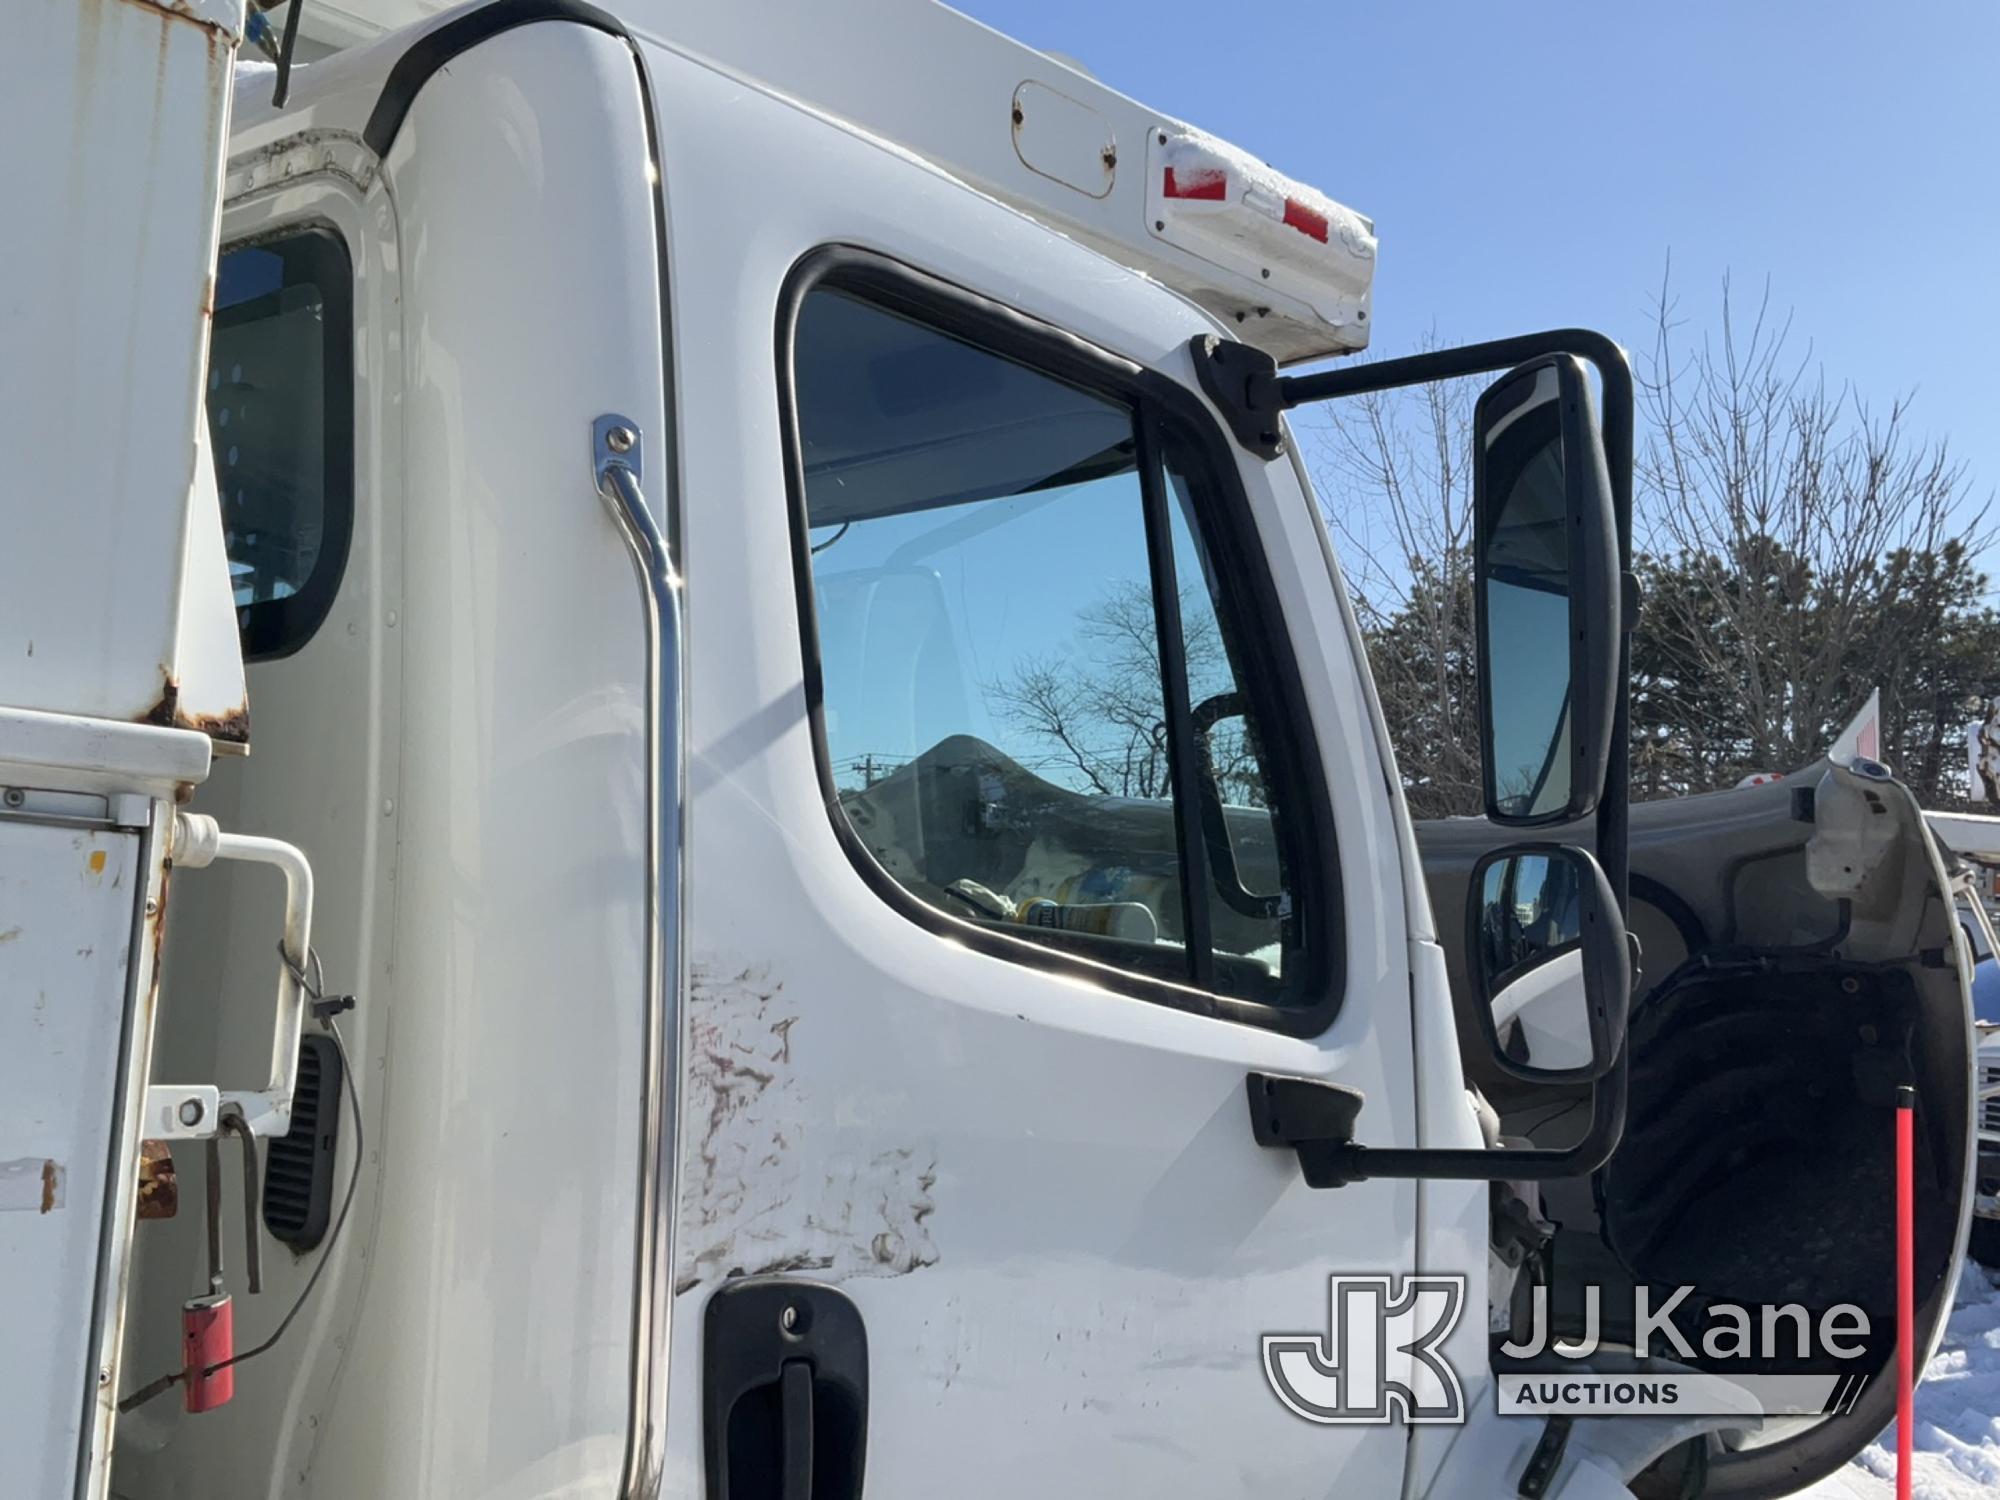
xmin=1639 ymin=263 xmax=1989 ymax=778
xmin=987 ymin=581 xmax=1265 ymax=804
xmin=1309 ymin=279 xmax=1994 ymax=809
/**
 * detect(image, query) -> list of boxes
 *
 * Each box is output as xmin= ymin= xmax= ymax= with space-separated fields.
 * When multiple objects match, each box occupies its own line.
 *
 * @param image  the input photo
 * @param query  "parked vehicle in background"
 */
xmin=1926 ymin=811 xmax=2000 ymax=1269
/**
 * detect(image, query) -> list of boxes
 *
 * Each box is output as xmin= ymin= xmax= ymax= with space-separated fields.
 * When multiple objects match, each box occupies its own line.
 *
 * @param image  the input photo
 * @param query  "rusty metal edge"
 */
xmin=139 ymin=675 xmax=252 ymax=749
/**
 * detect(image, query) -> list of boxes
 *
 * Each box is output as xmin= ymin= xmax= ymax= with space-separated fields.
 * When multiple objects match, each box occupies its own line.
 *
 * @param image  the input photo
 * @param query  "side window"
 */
xmin=206 ymin=229 xmax=354 ymax=660
xmin=789 ymin=279 xmax=1313 ymax=1011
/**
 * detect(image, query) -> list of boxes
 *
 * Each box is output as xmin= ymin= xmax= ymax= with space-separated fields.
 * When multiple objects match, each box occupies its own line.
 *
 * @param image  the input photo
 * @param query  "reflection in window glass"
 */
xmin=207 ymin=231 xmax=352 ymax=658
xmin=793 ymin=288 xmax=1305 ymax=1003
xmin=1479 ymin=852 xmax=1582 ymax=985
xmin=1163 ymin=451 xmax=1293 ymax=992
xmin=797 ymin=289 xmax=1191 ymax=985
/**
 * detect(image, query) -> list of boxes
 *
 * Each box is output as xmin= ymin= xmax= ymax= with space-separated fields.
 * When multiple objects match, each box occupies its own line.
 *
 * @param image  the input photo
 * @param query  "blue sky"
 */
xmin=958 ymin=0 xmax=1999 ymax=571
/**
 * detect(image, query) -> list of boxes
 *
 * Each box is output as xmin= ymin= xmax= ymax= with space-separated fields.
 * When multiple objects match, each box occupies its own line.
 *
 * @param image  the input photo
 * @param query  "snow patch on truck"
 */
xmin=676 ymin=960 xmax=938 ymax=1294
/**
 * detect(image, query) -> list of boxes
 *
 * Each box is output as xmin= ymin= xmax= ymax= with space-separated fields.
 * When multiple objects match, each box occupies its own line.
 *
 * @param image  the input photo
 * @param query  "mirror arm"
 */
xmin=1190 ymin=328 xmax=1636 ymax=920
xmin=1249 ymin=1047 xmax=1630 ymax=1189
xmin=1192 ymin=330 xmax=1629 ymax=485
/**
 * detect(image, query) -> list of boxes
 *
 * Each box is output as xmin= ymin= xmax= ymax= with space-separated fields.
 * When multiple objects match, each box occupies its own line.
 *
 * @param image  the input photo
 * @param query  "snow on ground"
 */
xmin=1796 ymin=1262 xmax=2000 ymax=1499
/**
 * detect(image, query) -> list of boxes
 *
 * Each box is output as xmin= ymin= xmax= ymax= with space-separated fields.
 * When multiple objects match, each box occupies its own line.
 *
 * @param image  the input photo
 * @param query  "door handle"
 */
xmin=780 ymin=1360 xmax=814 ymax=1500
xmin=704 ymin=1277 xmax=867 ymax=1500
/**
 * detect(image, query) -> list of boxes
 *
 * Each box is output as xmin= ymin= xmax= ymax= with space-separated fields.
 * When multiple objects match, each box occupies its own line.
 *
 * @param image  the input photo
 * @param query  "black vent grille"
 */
xmin=263 ymin=1033 xmax=341 ymax=1250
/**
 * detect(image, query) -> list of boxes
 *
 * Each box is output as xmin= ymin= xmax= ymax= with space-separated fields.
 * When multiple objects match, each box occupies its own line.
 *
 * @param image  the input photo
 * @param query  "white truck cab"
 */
xmin=0 ymin=2 xmax=1975 ymax=1497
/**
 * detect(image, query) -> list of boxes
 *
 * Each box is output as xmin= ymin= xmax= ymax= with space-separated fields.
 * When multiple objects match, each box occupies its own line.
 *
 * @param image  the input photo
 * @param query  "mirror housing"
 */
xmin=1468 ymin=842 xmax=1629 ymax=1085
xmin=1474 ymin=355 xmax=1620 ymax=827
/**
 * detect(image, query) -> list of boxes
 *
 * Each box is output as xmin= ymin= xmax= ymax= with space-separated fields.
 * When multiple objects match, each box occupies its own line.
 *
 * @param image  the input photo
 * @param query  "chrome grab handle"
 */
xmin=592 ymin=414 xmax=685 ymax=1500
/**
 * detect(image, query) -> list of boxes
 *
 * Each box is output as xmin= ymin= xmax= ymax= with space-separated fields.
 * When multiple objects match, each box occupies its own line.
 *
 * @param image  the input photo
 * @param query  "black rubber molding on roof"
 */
xmin=362 ymin=0 xmax=628 ymax=158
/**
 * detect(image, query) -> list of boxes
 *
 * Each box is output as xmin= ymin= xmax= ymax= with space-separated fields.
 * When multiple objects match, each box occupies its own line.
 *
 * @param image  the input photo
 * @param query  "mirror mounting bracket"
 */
xmin=1246 ymin=1072 xmax=1367 ymax=1188
xmin=1190 ymin=336 xmax=1287 ymax=459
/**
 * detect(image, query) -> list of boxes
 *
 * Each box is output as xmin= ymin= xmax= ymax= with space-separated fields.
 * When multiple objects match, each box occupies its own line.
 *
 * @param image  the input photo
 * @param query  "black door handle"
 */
xmin=780 ymin=1360 xmax=814 ymax=1500
xmin=704 ymin=1277 xmax=867 ymax=1500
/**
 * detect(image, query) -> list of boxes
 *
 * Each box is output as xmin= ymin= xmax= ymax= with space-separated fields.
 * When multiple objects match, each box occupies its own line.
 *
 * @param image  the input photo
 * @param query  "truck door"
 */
xmin=646 ymin=38 xmax=1428 ymax=1498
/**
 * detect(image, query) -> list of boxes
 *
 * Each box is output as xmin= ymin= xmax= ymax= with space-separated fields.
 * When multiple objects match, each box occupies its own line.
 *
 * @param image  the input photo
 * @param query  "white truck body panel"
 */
xmin=0 ymin=817 xmax=146 ymax=1500
xmin=278 ymin=0 xmax=1377 ymax=363
xmin=1 ymin=0 xmax=248 ymax=741
xmin=1 ymin=4 xmax=244 ymax=1495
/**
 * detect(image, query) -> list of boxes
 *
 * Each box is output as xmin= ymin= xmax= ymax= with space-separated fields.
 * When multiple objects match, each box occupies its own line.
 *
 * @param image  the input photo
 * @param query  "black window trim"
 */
xmin=775 ymin=244 xmax=1344 ymax=1037
xmin=211 ymin=222 xmax=356 ymax=662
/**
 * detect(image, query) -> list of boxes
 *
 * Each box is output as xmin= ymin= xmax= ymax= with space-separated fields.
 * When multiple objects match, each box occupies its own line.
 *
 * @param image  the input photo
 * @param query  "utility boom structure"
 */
xmin=0 ymin=3 xmax=1977 ymax=1497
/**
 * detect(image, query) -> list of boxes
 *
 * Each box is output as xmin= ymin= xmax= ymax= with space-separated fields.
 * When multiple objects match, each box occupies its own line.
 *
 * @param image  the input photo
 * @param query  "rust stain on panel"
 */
xmin=142 ymin=863 xmax=172 ymax=1031
xmin=137 ymin=1141 xmax=178 ymax=1219
xmin=139 ymin=673 xmax=251 ymax=745
xmin=110 ymin=0 xmax=236 ymax=46
xmin=1 ymin=1158 xmax=67 ymax=1213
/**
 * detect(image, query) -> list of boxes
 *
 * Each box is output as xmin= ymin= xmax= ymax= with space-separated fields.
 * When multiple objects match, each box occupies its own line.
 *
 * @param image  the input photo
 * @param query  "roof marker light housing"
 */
xmin=1147 ymin=127 xmax=1376 ymax=353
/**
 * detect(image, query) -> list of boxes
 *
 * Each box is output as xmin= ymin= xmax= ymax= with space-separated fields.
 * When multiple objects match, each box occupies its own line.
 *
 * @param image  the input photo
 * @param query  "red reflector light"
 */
xmin=1163 ymin=165 xmax=1227 ymax=201
xmin=1282 ymin=197 xmax=1329 ymax=243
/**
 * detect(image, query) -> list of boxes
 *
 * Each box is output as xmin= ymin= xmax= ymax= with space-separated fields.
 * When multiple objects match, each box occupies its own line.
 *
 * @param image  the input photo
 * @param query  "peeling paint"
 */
xmin=138 ymin=672 xmax=250 ymax=744
xmin=224 ymin=129 xmax=381 ymax=201
xmin=1 ymin=1157 xmax=65 ymax=1214
xmin=675 ymin=961 xmax=939 ymax=1294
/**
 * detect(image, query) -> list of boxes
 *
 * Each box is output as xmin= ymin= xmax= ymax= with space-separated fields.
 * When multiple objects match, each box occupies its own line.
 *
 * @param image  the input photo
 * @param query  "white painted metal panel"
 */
xmin=279 ymin=0 xmax=1375 ymax=362
xmin=0 ymin=818 xmax=144 ymax=1500
xmin=359 ymin=32 xmax=658 ymax=1487
xmin=0 ymin=0 xmax=248 ymax=738
xmin=648 ymin=37 xmax=1417 ymax=1495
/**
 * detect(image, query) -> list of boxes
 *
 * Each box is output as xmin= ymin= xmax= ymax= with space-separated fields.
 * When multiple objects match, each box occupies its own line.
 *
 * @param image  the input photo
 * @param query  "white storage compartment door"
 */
xmin=0 ymin=818 xmax=144 ymax=1499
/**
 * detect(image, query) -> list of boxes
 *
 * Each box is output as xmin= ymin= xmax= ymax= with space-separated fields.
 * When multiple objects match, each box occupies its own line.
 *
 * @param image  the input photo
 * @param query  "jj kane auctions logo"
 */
xmin=1264 ymin=1276 xmax=1876 ymax=1423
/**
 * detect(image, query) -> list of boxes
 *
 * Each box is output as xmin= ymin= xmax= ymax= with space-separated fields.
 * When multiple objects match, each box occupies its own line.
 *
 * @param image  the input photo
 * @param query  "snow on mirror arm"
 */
xmin=792 ymin=284 xmax=1305 ymax=1004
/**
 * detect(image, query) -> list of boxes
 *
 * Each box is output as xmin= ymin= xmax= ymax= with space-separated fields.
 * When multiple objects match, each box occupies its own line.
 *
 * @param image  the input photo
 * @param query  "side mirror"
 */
xmin=1468 ymin=843 xmax=1629 ymax=1085
xmin=1474 ymin=355 xmax=1620 ymax=826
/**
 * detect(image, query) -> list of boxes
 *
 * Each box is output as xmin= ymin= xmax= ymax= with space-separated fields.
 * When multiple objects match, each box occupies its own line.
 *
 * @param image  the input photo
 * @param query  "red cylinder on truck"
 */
xmin=182 ymin=1294 xmax=234 ymax=1413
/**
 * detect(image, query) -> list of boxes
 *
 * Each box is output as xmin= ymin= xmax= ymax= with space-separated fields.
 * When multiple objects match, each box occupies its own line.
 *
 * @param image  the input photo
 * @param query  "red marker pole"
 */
xmin=1895 ymin=1084 xmax=1916 ymax=1500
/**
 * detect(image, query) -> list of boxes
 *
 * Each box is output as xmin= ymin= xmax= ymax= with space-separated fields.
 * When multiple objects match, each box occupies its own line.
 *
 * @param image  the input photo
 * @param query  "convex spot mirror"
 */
xmin=1470 ymin=843 xmax=1629 ymax=1085
xmin=1474 ymin=354 xmax=1620 ymax=826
